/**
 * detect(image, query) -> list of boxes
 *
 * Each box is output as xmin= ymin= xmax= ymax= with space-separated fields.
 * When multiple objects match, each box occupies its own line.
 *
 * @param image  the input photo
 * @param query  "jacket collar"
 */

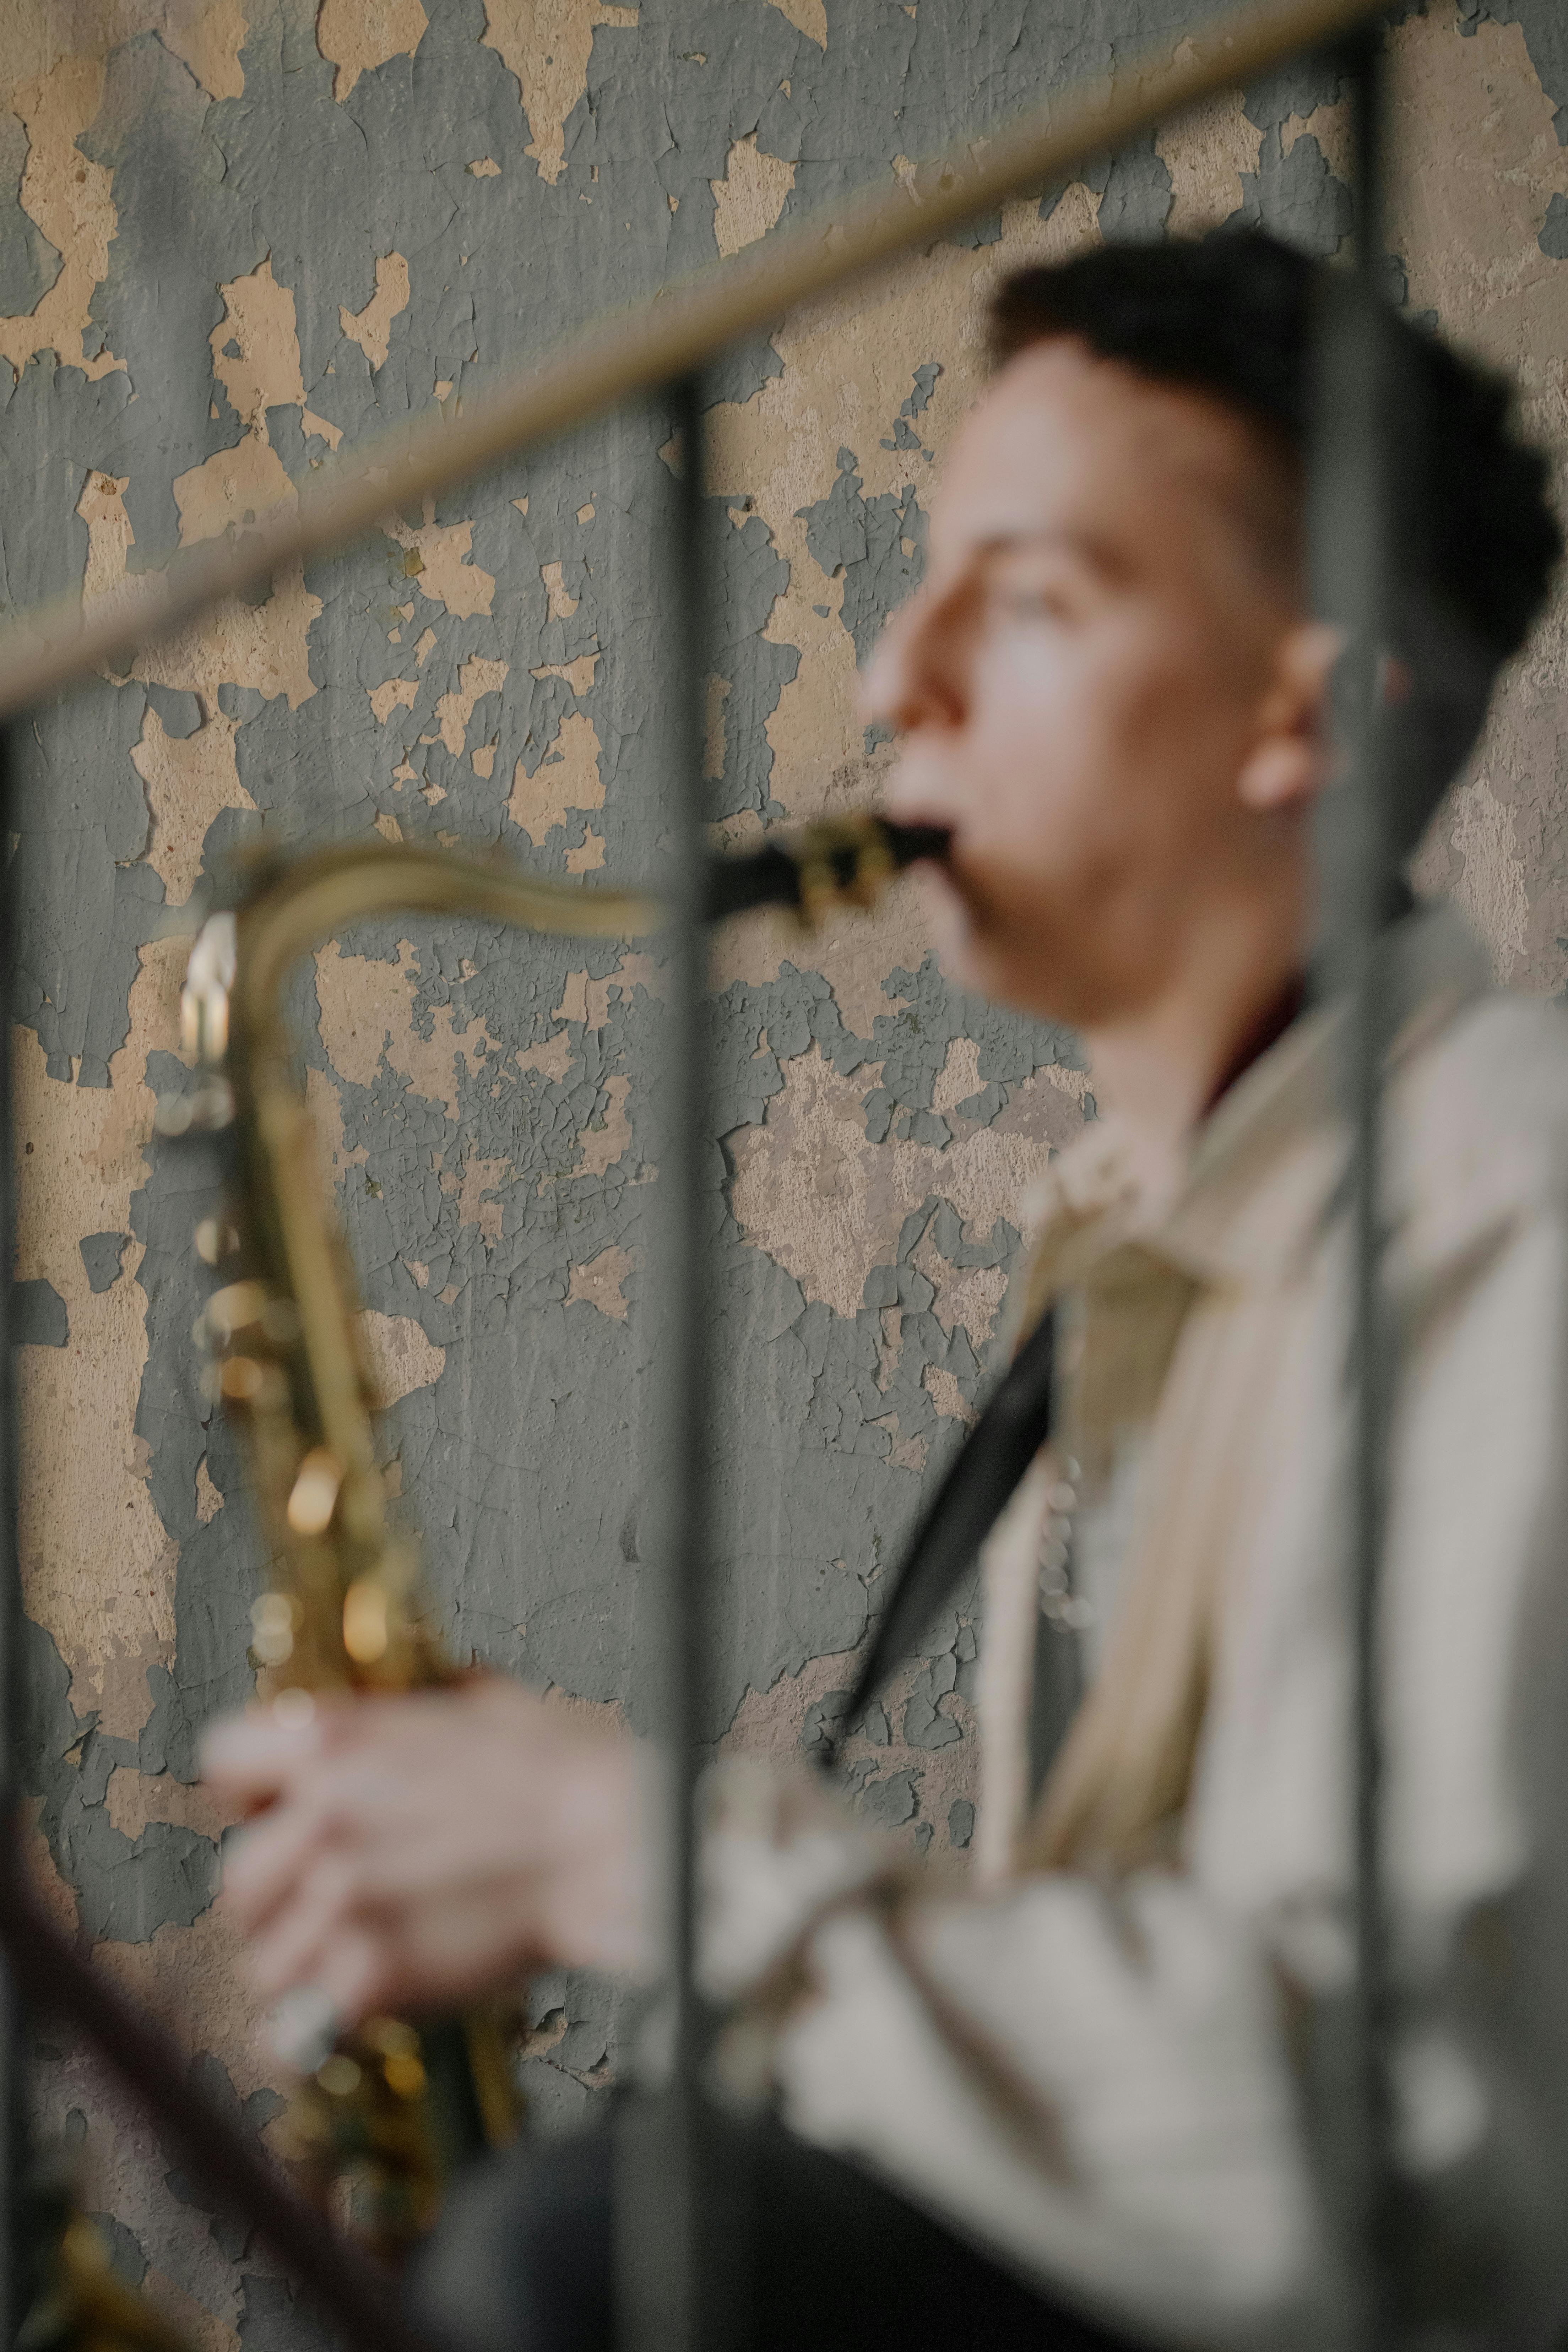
xmin=1025 ymin=900 xmax=1493 ymax=1296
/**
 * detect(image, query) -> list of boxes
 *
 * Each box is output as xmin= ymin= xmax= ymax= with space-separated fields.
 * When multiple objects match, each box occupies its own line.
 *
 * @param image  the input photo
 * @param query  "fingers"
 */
xmin=201 ymin=1676 xmax=643 ymax=2027
xmin=200 ymin=1691 xmax=350 ymax=1808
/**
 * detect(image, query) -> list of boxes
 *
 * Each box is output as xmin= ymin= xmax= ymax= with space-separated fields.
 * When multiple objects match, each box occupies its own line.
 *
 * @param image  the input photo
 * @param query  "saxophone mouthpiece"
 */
xmin=703 ymin=814 xmax=950 ymax=925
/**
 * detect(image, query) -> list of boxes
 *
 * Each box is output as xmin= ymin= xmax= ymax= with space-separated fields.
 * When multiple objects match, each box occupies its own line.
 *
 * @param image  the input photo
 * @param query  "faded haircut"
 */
xmin=989 ymin=230 xmax=1561 ymax=858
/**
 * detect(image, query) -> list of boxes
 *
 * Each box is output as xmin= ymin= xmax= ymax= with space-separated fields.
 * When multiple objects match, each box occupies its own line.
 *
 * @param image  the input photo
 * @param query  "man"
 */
xmin=204 ymin=233 xmax=1567 ymax=2348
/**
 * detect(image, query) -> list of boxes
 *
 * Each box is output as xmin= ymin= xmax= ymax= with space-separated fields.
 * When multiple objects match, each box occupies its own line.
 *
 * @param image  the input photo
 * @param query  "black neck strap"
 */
xmin=819 ymin=1311 xmax=1056 ymax=1770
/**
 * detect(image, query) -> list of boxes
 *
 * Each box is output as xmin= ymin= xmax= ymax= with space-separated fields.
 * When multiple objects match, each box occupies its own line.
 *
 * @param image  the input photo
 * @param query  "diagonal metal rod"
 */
xmin=0 ymin=727 xmax=28 ymax=2347
xmin=1307 ymin=22 xmax=1400 ymax=2345
xmin=0 ymin=0 xmax=1394 ymax=721
xmin=0 ymin=1824 xmax=461 ymax=2352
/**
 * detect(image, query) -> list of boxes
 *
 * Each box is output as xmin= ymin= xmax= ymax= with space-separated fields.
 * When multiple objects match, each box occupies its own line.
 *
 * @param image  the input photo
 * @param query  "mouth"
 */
xmin=882 ymin=819 xmax=953 ymax=871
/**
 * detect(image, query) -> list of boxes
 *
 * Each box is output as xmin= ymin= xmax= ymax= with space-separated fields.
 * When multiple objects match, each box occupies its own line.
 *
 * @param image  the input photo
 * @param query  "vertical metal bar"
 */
xmin=1308 ymin=23 xmax=1399 ymax=2348
xmin=0 ymin=721 xmax=28 ymax=2345
xmin=615 ymin=376 xmax=714 ymax=2352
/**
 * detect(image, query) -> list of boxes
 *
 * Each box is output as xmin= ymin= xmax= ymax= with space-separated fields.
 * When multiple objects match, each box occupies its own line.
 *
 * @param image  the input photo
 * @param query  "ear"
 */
xmin=1236 ymin=621 xmax=1344 ymax=814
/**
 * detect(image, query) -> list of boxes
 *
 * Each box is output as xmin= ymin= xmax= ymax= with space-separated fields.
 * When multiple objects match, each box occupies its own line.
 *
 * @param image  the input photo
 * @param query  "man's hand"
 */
xmin=200 ymin=1677 xmax=648 ymax=2031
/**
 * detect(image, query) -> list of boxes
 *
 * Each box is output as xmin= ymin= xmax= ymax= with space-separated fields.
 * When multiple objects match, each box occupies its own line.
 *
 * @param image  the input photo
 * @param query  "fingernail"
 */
xmin=270 ymin=1985 xmax=338 ymax=2072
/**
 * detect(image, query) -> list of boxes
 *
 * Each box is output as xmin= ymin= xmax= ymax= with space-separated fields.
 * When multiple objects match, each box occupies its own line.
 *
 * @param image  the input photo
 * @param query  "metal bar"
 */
xmin=664 ymin=369 xmax=710 ymax=2346
xmin=0 ymin=1839 xmax=462 ymax=2352
xmin=614 ymin=377 xmax=714 ymax=2352
xmin=0 ymin=0 xmax=1394 ymax=720
xmin=1306 ymin=22 xmax=1399 ymax=2346
xmin=0 ymin=722 xmax=27 ymax=2347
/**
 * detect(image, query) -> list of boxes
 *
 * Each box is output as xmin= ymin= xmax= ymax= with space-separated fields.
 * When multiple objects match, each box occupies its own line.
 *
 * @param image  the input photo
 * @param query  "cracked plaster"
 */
xmin=3 ymin=0 xmax=1566 ymax=2330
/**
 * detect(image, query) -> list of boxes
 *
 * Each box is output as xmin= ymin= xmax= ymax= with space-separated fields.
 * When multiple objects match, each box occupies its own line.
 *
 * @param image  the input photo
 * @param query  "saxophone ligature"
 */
xmin=160 ymin=812 xmax=945 ymax=2256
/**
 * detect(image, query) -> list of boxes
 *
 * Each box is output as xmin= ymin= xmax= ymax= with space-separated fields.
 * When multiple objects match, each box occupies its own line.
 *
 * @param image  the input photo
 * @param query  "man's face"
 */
xmin=870 ymin=337 xmax=1308 ymax=1028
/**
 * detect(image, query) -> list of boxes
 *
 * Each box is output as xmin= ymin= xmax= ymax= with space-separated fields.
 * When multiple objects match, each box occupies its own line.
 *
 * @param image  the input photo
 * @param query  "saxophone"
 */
xmin=163 ymin=814 xmax=944 ymax=2256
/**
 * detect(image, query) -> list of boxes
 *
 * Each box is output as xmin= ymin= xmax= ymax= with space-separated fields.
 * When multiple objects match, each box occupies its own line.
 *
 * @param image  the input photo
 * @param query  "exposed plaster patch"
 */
xmin=455 ymin=1150 xmax=509 ymax=1245
xmin=517 ymin=1031 xmax=576 ymax=1082
xmin=305 ymin=1064 xmax=367 ymax=1191
xmin=194 ymin=1456 xmax=222 ymax=1526
xmin=173 ymin=428 xmax=292 ymax=547
xmin=531 ymin=650 xmax=599 ymax=695
xmin=0 ymin=53 xmax=124 ymax=383
xmin=720 ymin=1645 xmax=858 ymax=1766
xmin=1449 ymin=776 xmax=1530 ymax=981
xmin=764 ymin=0 xmax=826 ymax=50
xmin=709 ymin=879 xmax=934 ymax=1042
xmin=316 ymin=0 xmax=429 ymax=102
xmin=509 ymin=708 xmax=604 ymax=844
xmin=553 ymin=971 xmax=593 ymax=1026
xmin=339 ymin=251 xmax=411 ymax=369
xmin=79 ymin=470 xmax=320 ymax=713
xmin=711 ymin=133 xmax=795 ymax=257
xmin=720 ymin=1645 xmax=978 ymax=1858
xmin=566 ymin=1244 xmax=634 ymax=1319
xmin=357 ymin=1308 xmax=446 ymax=1406
xmin=573 ymin=1074 xmax=632 ymax=1178
xmin=434 ymin=653 xmax=509 ymax=754
xmin=383 ymin=503 xmax=497 ymax=617
xmin=1157 ymin=85 xmax=1264 ymax=235
xmin=566 ymin=825 xmax=606 ymax=871
xmin=541 ymin=559 xmax=579 ymax=620
xmin=14 ymin=947 xmax=188 ymax=1733
xmin=1281 ymin=100 xmax=1352 ymax=184
xmin=130 ymin=705 xmax=255 ymax=907
xmin=481 ymin=0 xmax=640 ymax=186
xmin=314 ymin=940 xmax=500 ymax=1120
xmin=166 ymin=0 xmax=248 ymax=102
xmin=91 ymin=1907 xmax=279 ymax=2103
xmin=106 ymin=1766 xmax=234 ymax=1845
xmin=704 ymin=673 xmax=730 ymax=780
xmin=921 ymin=1361 xmax=974 ymax=1424
xmin=209 ymin=255 xmax=303 ymax=427
xmin=910 ymin=1225 xmax=1008 ymax=1347
xmin=369 ymin=675 xmax=419 ymax=723
xmin=728 ymin=1044 xmax=1078 ymax=1322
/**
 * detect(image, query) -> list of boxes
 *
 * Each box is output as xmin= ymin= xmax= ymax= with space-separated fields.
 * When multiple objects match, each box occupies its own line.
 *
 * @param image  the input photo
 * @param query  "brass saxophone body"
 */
xmin=168 ymin=813 xmax=943 ymax=2254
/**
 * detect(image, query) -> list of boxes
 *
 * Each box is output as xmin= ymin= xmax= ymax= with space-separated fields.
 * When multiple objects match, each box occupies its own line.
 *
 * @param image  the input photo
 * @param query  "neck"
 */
xmin=1081 ymin=890 xmax=1308 ymax=1189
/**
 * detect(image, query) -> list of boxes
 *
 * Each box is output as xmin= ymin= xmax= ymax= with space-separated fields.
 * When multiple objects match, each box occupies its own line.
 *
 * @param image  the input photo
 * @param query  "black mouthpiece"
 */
xmin=702 ymin=816 xmax=950 ymax=924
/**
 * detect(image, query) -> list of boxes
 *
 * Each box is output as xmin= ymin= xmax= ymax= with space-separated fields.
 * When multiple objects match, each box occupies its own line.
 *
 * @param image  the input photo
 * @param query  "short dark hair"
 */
xmin=989 ymin=231 xmax=1561 ymax=853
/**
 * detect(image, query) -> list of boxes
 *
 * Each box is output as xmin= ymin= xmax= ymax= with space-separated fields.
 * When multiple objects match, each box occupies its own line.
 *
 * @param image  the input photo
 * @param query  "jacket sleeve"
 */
xmin=699 ymin=1179 xmax=1568 ymax=2352
xmin=700 ymin=1759 xmax=1333 ymax=2351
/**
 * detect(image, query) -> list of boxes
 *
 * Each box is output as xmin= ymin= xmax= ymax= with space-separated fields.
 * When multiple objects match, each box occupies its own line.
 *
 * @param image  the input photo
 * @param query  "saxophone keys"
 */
xmin=343 ymin=1575 xmax=392 ymax=1664
xmin=219 ymin=1354 xmax=285 ymax=1409
xmin=194 ymin=1215 xmax=240 ymax=1267
xmin=288 ymin=1447 xmax=345 ymax=1537
xmin=315 ymin=2054 xmax=363 ymax=2099
xmin=251 ymin=1589 xmax=300 ymax=1666
xmin=361 ymin=2018 xmax=427 ymax=2102
xmin=206 ymin=1280 xmax=270 ymax=1342
xmin=154 ymin=1077 xmax=234 ymax=1137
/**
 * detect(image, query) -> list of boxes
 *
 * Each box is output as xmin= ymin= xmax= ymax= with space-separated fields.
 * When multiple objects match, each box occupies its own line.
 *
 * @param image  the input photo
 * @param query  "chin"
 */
xmin=920 ymin=880 xmax=985 ymax=994
xmin=948 ymin=920 xmax=1078 ymax=1025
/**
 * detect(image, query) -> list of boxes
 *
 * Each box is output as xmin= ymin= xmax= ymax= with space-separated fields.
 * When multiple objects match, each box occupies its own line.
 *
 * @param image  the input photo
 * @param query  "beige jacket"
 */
xmin=702 ymin=904 xmax=1568 ymax=2351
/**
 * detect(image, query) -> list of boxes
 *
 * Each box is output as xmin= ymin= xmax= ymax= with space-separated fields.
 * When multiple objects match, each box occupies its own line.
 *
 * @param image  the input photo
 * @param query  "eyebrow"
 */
xmin=966 ymin=527 xmax=1127 ymax=581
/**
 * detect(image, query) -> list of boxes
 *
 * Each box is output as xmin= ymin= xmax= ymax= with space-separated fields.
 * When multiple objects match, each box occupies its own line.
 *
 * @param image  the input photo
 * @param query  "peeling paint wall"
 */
xmin=1 ymin=1 xmax=1564 ymax=2337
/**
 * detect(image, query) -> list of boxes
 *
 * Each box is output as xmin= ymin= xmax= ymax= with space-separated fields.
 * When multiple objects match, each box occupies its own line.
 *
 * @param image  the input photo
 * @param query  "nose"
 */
xmin=860 ymin=581 xmax=965 ymax=742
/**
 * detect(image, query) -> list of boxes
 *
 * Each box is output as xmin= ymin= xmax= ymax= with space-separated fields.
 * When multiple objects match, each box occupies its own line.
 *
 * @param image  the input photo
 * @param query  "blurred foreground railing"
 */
xmin=0 ymin=0 xmax=1401 ymax=2345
